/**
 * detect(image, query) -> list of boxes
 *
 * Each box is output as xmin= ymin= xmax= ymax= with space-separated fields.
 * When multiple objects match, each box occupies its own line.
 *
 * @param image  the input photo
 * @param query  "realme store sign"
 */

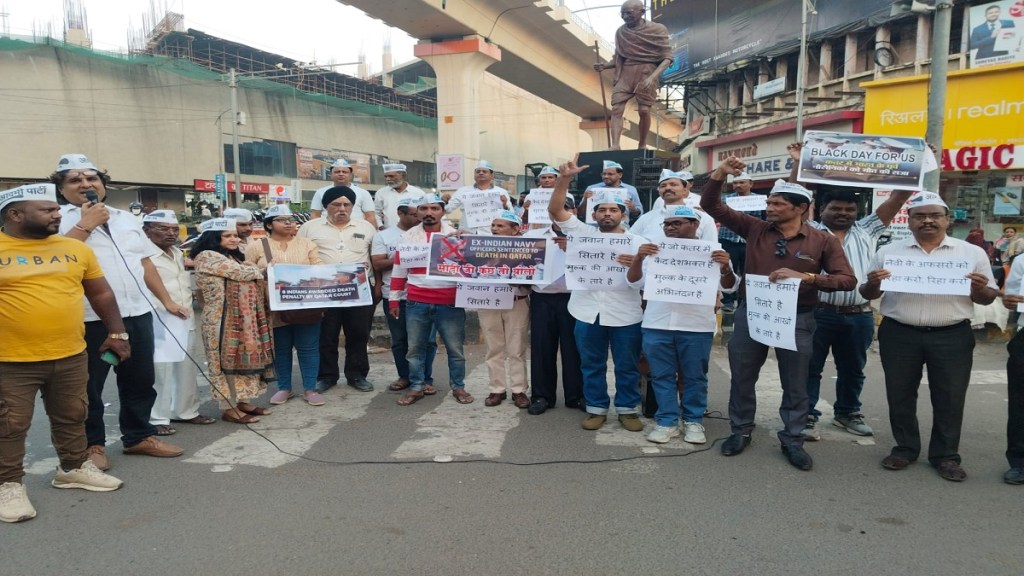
xmin=863 ymin=63 xmax=1024 ymax=236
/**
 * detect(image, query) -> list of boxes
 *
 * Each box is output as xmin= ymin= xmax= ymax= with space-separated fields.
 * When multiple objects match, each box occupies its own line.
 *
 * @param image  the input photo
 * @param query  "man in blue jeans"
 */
xmin=549 ymin=160 xmax=645 ymax=431
xmin=390 ymin=195 xmax=473 ymax=406
xmin=371 ymin=197 xmax=437 ymax=393
xmin=793 ymin=145 xmax=912 ymax=440
xmin=627 ymin=205 xmax=738 ymax=444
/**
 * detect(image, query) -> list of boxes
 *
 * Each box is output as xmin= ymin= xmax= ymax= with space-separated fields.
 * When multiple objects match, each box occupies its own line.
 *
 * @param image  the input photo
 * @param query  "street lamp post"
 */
xmin=924 ymin=2 xmax=953 ymax=193
xmin=229 ymin=68 xmax=242 ymax=209
xmin=795 ymin=0 xmax=817 ymax=141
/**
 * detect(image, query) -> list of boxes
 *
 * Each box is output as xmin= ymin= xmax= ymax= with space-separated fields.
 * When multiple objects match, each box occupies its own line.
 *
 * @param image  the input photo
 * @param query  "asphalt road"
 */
xmin=6 ymin=337 xmax=1020 ymax=576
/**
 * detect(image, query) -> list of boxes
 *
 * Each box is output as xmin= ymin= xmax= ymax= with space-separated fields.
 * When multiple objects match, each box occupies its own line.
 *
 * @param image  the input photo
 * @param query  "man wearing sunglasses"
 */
xmin=701 ymin=157 xmax=856 ymax=471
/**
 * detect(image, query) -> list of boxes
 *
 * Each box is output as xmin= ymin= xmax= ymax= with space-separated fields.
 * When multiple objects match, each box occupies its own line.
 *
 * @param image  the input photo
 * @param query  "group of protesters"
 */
xmin=1 ymin=147 xmax=1022 ymax=524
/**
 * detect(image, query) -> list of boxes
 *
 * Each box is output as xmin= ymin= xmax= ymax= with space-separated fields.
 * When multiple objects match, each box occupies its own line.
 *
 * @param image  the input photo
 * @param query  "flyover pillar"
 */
xmin=414 ymin=36 xmax=501 ymax=180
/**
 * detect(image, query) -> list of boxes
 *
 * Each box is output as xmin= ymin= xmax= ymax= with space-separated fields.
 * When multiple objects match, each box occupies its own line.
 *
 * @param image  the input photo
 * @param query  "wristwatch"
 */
xmin=108 ymin=333 xmax=130 ymax=340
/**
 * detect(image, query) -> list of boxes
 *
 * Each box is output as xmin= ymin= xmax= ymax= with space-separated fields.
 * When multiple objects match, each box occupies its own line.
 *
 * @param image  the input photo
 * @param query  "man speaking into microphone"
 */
xmin=52 ymin=154 xmax=186 ymax=468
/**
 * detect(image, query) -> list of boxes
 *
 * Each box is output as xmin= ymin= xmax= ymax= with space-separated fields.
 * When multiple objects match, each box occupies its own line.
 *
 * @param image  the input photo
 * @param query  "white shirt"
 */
xmin=870 ymin=235 xmax=996 ymax=327
xmin=810 ymin=214 xmax=886 ymax=307
xmin=59 ymin=205 xmax=161 ymax=322
xmin=446 ymin=185 xmax=511 ymax=235
xmin=558 ymin=215 xmax=644 ymax=326
xmin=523 ymin=227 xmax=569 ymax=294
xmin=374 ymin=184 xmax=426 ymax=229
xmin=628 ymin=259 xmax=737 ymax=332
xmin=652 ymin=193 xmax=700 ymax=212
xmin=311 ymin=184 xmax=375 ymax=221
xmin=148 ymin=244 xmax=192 ymax=309
xmin=630 ymin=204 xmax=718 ymax=243
xmin=371 ymin=226 xmax=406 ymax=299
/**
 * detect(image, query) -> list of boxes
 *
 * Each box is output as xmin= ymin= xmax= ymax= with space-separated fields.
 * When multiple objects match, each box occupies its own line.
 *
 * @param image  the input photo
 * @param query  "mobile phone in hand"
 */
xmin=101 ymin=350 xmax=120 ymax=366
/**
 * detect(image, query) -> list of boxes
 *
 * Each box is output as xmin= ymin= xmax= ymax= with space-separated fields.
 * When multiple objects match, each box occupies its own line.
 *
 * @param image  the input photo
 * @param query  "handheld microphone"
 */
xmin=84 ymin=190 xmax=111 ymax=234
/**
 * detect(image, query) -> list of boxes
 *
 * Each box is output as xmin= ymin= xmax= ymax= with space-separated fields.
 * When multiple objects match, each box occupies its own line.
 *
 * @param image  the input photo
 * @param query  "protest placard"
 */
xmin=426 ymin=234 xmax=550 ymax=284
xmin=564 ymin=232 xmax=638 ymax=291
xmin=456 ymin=283 xmax=514 ymax=309
xmin=585 ymin=187 xmax=629 ymax=224
xmin=725 ymin=194 xmax=768 ymax=212
xmin=644 ymin=239 xmax=722 ymax=306
xmin=526 ymin=188 xmax=554 ymax=225
xmin=267 ymin=263 xmax=372 ymax=310
xmin=880 ymin=255 xmax=972 ymax=296
xmin=461 ymin=190 xmax=504 ymax=229
xmin=798 ymin=131 xmax=927 ymax=191
xmin=395 ymin=242 xmax=430 ymax=268
xmin=745 ymin=275 xmax=799 ymax=351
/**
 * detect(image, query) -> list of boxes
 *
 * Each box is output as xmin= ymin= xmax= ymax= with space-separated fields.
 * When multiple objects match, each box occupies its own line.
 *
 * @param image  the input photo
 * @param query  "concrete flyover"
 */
xmin=337 ymin=0 xmax=683 ymax=152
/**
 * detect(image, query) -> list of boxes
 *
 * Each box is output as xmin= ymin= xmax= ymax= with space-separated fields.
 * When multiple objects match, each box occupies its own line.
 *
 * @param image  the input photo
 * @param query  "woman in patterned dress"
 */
xmin=191 ymin=219 xmax=276 ymax=424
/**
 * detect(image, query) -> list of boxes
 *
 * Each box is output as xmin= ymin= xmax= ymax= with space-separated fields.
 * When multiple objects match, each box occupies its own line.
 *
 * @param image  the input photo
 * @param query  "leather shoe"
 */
xmin=781 ymin=444 xmax=813 ymax=471
xmin=936 ymin=460 xmax=967 ymax=482
xmin=721 ymin=433 xmax=751 ymax=456
xmin=484 ymin=392 xmax=507 ymax=407
xmin=347 ymin=378 xmax=374 ymax=392
xmin=86 ymin=445 xmax=110 ymax=471
xmin=511 ymin=392 xmax=530 ymax=409
xmin=316 ymin=379 xmax=337 ymax=392
xmin=1004 ymin=467 xmax=1024 ymax=485
xmin=527 ymin=398 xmax=550 ymax=415
xmin=881 ymin=454 xmax=913 ymax=470
xmin=123 ymin=436 xmax=184 ymax=458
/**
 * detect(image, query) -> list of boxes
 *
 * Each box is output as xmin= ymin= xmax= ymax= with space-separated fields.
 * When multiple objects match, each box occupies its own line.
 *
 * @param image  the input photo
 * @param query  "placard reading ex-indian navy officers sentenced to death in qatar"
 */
xmin=426 ymin=234 xmax=551 ymax=284
xmin=797 ymin=131 xmax=927 ymax=191
xmin=267 ymin=263 xmax=372 ymax=310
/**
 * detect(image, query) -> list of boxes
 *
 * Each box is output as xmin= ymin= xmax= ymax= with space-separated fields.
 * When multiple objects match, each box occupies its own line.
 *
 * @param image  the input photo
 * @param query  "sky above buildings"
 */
xmin=2 ymin=0 xmax=624 ymax=75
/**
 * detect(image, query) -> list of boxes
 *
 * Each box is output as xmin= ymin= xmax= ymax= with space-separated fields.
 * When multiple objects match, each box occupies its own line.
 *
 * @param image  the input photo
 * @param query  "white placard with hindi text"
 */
xmin=526 ymin=188 xmax=554 ymax=226
xmin=461 ymin=190 xmax=504 ymax=229
xmin=745 ymin=274 xmax=800 ymax=351
xmin=456 ymin=282 xmax=514 ymax=309
xmin=644 ymin=239 xmax=721 ymax=306
xmin=395 ymin=243 xmax=430 ymax=268
xmin=725 ymin=194 xmax=767 ymax=212
xmin=880 ymin=255 xmax=972 ymax=296
xmin=564 ymin=232 xmax=636 ymax=291
xmin=585 ymin=187 xmax=628 ymax=224
xmin=152 ymin=311 xmax=191 ymax=363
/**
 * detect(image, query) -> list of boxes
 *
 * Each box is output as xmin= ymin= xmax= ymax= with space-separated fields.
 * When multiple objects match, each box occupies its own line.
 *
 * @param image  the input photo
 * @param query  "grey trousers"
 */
xmin=727 ymin=304 xmax=816 ymax=447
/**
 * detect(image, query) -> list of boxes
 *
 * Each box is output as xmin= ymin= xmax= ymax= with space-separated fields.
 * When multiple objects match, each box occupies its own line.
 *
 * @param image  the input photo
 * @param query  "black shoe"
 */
xmin=316 ymin=379 xmax=337 ymax=392
xmin=781 ymin=444 xmax=813 ymax=471
xmin=527 ymin=398 xmax=550 ymax=415
xmin=347 ymin=378 xmax=374 ymax=392
xmin=721 ymin=433 xmax=751 ymax=456
xmin=1004 ymin=467 xmax=1024 ymax=485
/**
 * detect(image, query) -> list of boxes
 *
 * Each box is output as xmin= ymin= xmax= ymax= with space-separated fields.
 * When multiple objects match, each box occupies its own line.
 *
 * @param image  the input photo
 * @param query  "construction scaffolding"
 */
xmin=143 ymin=27 xmax=436 ymax=119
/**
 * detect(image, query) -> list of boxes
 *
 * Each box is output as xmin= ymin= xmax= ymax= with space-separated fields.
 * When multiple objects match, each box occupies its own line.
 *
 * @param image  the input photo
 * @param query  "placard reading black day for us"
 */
xmin=797 ymin=131 xmax=928 ymax=191
xmin=425 ymin=235 xmax=551 ymax=284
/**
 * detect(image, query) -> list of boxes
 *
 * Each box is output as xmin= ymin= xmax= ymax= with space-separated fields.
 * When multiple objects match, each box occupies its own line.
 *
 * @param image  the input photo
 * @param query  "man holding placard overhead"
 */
xmin=549 ymin=160 xmax=646 ymax=432
xmin=701 ymin=157 xmax=856 ymax=471
xmin=860 ymin=192 xmax=997 ymax=482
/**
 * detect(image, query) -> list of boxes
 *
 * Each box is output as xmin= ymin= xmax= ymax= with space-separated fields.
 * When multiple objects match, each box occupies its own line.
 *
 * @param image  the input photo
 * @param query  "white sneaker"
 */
xmin=0 ymin=482 xmax=37 ymax=523
xmin=683 ymin=421 xmax=707 ymax=444
xmin=51 ymin=461 xmax=124 ymax=492
xmin=645 ymin=425 xmax=680 ymax=444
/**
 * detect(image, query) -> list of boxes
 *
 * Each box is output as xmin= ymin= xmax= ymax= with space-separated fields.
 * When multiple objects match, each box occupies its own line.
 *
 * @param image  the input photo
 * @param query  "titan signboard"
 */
xmin=654 ymin=0 xmax=896 ymax=82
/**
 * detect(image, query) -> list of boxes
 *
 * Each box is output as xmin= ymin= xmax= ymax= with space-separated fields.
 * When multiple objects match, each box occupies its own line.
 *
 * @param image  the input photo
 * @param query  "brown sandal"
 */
xmin=388 ymin=379 xmax=410 ymax=392
xmin=397 ymin=390 xmax=425 ymax=406
xmin=237 ymin=403 xmax=271 ymax=416
xmin=452 ymin=389 xmax=474 ymax=404
xmin=423 ymin=384 xmax=437 ymax=395
xmin=222 ymin=410 xmax=260 ymax=424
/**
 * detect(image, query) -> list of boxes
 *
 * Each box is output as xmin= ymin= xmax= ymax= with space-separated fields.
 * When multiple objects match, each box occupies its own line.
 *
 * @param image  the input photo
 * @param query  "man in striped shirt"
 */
xmin=803 ymin=187 xmax=911 ymax=440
